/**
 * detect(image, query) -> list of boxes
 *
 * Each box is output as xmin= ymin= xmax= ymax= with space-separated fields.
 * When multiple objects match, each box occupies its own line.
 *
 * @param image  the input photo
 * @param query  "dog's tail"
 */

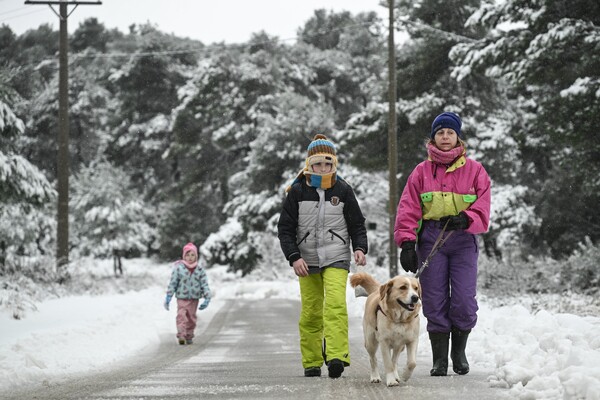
xmin=349 ymin=272 xmax=380 ymax=295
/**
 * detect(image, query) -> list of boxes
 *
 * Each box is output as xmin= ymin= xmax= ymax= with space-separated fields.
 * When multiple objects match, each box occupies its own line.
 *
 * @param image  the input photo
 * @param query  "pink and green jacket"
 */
xmin=394 ymin=155 xmax=491 ymax=247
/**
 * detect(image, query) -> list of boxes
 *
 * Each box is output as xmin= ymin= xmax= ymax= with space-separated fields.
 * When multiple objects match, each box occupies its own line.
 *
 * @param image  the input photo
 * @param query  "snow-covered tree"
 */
xmin=0 ymin=69 xmax=55 ymax=272
xmin=70 ymin=159 xmax=157 ymax=275
xmin=205 ymin=92 xmax=336 ymax=273
xmin=451 ymin=0 xmax=600 ymax=256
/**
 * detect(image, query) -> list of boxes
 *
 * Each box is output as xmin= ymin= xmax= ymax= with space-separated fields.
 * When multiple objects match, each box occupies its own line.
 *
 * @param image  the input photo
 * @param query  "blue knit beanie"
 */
xmin=430 ymin=112 xmax=462 ymax=139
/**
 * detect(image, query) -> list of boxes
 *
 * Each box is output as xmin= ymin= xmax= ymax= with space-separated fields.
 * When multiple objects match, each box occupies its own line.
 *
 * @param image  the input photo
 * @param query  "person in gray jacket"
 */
xmin=278 ymin=134 xmax=368 ymax=379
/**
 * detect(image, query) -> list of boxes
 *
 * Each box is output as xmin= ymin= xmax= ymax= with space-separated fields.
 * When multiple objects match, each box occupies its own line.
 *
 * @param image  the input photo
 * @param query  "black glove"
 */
xmin=400 ymin=241 xmax=418 ymax=273
xmin=439 ymin=212 xmax=470 ymax=231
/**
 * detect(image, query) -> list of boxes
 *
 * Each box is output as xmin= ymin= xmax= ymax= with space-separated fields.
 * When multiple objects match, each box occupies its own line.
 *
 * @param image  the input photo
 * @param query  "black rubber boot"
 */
xmin=450 ymin=327 xmax=471 ymax=375
xmin=429 ymin=332 xmax=450 ymax=376
xmin=327 ymin=359 xmax=344 ymax=378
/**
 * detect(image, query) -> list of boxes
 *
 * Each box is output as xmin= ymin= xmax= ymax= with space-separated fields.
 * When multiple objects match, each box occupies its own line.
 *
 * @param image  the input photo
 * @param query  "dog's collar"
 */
xmin=375 ymin=304 xmax=387 ymax=331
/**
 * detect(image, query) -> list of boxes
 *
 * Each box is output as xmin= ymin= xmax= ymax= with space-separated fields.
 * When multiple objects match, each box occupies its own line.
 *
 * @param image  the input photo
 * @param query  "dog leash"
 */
xmin=415 ymin=220 xmax=454 ymax=278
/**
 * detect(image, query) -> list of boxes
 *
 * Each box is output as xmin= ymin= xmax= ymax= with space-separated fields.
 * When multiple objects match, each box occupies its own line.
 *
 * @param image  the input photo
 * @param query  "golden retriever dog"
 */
xmin=350 ymin=272 xmax=421 ymax=386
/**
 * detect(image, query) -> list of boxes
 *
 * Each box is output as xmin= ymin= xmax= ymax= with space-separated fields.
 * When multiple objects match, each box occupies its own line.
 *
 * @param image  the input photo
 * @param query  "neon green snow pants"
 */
xmin=298 ymin=267 xmax=350 ymax=368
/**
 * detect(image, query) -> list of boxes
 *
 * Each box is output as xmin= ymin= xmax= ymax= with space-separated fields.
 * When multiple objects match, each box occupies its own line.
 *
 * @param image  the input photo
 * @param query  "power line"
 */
xmin=8 ymin=18 xmax=381 ymax=73
xmin=5 ymin=16 xmax=478 ymax=76
xmin=398 ymin=17 xmax=478 ymax=43
xmin=0 ymin=7 xmax=46 ymax=22
xmin=0 ymin=6 xmax=29 ymax=17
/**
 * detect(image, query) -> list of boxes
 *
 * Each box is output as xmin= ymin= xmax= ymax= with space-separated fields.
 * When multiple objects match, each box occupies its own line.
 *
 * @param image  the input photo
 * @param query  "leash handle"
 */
xmin=415 ymin=220 xmax=453 ymax=278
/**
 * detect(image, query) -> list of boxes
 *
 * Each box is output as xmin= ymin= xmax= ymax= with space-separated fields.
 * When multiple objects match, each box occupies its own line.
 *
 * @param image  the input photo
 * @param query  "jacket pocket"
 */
xmin=297 ymin=231 xmax=310 ymax=245
xmin=462 ymin=194 xmax=477 ymax=203
xmin=328 ymin=229 xmax=347 ymax=245
xmin=420 ymin=192 xmax=433 ymax=202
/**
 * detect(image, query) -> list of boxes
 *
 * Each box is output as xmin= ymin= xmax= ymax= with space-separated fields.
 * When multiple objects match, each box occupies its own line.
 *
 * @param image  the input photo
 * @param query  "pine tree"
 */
xmin=452 ymin=0 xmax=600 ymax=257
xmin=70 ymin=159 xmax=157 ymax=275
xmin=0 ymin=68 xmax=55 ymax=271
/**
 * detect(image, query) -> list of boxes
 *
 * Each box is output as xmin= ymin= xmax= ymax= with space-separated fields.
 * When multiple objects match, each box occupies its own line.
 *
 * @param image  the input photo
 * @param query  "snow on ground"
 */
xmin=0 ymin=258 xmax=599 ymax=400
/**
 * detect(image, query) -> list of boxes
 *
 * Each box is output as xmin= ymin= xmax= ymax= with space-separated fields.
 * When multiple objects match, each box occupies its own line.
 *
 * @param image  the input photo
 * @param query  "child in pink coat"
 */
xmin=164 ymin=242 xmax=211 ymax=345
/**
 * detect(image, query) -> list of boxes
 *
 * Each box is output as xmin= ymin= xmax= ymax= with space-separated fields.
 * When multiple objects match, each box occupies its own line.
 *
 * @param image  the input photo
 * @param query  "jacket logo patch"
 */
xmin=330 ymin=196 xmax=340 ymax=206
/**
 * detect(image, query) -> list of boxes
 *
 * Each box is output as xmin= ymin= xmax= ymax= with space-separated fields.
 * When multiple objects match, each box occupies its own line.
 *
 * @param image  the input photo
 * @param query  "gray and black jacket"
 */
xmin=277 ymin=178 xmax=368 ymax=271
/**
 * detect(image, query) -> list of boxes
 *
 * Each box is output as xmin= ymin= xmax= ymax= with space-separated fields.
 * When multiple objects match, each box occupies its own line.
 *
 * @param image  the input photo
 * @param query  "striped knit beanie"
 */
xmin=306 ymin=134 xmax=337 ymax=167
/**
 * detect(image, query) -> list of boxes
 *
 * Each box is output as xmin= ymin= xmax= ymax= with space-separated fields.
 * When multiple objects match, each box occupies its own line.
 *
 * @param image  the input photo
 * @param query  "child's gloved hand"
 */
xmin=164 ymin=294 xmax=172 ymax=311
xmin=199 ymin=298 xmax=210 ymax=310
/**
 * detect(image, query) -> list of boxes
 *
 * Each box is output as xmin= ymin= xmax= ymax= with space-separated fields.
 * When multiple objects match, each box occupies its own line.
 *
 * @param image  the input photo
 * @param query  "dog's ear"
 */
xmin=379 ymin=281 xmax=393 ymax=301
xmin=417 ymin=280 xmax=422 ymax=299
xmin=379 ymin=283 xmax=386 ymax=301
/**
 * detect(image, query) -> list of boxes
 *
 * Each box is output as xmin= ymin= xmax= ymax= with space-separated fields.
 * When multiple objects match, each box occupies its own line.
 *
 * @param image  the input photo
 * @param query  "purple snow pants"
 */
xmin=417 ymin=220 xmax=479 ymax=333
xmin=176 ymin=299 xmax=199 ymax=340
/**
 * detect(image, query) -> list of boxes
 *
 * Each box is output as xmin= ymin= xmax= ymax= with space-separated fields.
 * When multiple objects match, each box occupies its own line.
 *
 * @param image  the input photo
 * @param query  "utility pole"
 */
xmin=24 ymin=1 xmax=102 ymax=272
xmin=387 ymin=0 xmax=398 ymax=278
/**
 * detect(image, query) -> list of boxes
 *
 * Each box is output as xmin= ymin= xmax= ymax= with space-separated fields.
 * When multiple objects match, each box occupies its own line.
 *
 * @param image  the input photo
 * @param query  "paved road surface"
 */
xmin=1 ymin=299 xmax=509 ymax=399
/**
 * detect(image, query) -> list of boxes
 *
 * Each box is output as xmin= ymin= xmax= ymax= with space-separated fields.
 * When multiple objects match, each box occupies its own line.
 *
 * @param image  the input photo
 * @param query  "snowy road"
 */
xmin=2 ymin=298 xmax=508 ymax=400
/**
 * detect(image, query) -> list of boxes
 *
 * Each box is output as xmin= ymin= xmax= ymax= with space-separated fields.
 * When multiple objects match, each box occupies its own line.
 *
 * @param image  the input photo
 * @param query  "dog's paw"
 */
xmin=370 ymin=374 xmax=381 ymax=383
xmin=401 ymin=367 xmax=414 ymax=382
xmin=386 ymin=373 xmax=400 ymax=387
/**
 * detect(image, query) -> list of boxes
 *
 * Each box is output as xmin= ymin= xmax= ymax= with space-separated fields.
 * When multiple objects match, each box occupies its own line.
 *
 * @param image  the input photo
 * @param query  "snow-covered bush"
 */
xmin=561 ymin=238 xmax=600 ymax=295
xmin=1 ymin=89 xmax=56 ymax=276
xmin=70 ymin=159 xmax=158 ymax=271
xmin=489 ymin=183 xmax=540 ymax=257
xmin=478 ymin=252 xmax=562 ymax=297
xmin=339 ymin=166 xmax=390 ymax=268
xmin=478 ymin=238 xmax=600 ymax=297
xmin=200 ymin=217 xmax=260 ymax=276
xmin=0 ymin=203 xmax=55 ymax=276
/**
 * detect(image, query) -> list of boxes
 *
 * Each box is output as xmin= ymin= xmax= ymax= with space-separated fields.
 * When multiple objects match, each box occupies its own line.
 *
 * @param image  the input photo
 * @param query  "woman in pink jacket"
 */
xmin=394 ymin=112 xmax=491 ymax=377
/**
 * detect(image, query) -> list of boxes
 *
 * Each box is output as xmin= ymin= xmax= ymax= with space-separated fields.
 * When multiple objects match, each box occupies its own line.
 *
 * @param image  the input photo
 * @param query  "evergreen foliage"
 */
xmin=70 ymin=159 xmax=158 ymax=265
xmin=451 ymin=0 xmax=600 ymax=256
xmin=0 ymin=3 xmax=598 ymax=286
xmin=0 ymin=69 xmax=55 ymax=273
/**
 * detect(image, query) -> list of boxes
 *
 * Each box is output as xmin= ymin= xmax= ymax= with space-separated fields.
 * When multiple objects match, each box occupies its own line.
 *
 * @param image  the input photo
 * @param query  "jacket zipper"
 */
xmin=297 ymin=231 xmax=310 ymax=245
xmin=328 ymin=229 xmax=346 ymax=244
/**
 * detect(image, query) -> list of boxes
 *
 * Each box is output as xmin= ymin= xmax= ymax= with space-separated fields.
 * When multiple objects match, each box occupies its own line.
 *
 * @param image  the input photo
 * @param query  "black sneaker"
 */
xmin=186 ymin=339 xmax=193 ymax=345
xmin=178 ymin=338 xmax=185 ymax=345
xmin=327 ymin=359 xmax=344 ymax=378
xmin=304 ymin=367 xmax=321 ymax=377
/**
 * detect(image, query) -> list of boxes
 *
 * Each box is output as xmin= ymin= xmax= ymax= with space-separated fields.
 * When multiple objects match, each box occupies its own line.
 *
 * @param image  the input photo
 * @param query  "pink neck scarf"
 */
xmin=427 ymin=143 xmax=465 ymax=165
xmin=182 ymin=259 xmax=198 ymax=269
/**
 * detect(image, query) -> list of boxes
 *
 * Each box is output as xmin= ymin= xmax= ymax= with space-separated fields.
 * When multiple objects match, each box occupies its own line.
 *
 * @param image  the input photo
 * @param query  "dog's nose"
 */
xmin=411 ymin=295 xmax=419 ymax=304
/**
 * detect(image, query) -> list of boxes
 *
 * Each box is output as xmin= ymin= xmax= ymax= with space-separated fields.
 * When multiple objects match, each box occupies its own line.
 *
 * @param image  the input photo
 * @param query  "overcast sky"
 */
xmin=0 ymin=0 xmax=388 ymax=43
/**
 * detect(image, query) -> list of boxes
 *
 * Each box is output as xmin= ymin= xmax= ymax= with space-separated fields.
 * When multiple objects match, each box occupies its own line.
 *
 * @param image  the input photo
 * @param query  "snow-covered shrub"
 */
xmin=489 ymin=184 xmax=540 ymax=256
xmin=561 ymin=238 xmax=600 ymax=295
xmin=340 ymin=166 xmax=390 ymax=268
xmin=0 ymin=203 xmax=56 ymax=276
xmin=70 ymin=159 xmax=158 ymax=270
xmin=200 ymin=217 xmax=260 ymax=276
xmin=1 ymin=93 xmax=56 ymax=277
